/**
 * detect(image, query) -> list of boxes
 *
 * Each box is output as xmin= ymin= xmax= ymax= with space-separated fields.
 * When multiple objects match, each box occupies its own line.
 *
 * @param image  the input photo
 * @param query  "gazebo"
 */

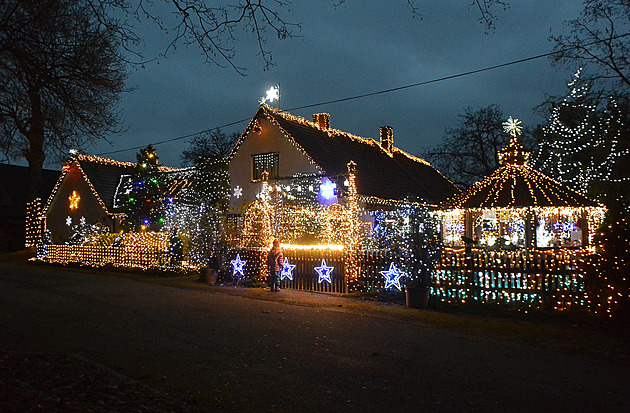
xmin=439 ymin=117 xmax=606 ymax=250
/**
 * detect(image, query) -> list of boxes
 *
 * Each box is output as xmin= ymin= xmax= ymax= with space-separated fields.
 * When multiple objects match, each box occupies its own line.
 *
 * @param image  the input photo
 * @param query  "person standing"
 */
xmin=267 ymin=239 xmax=283 ymax=292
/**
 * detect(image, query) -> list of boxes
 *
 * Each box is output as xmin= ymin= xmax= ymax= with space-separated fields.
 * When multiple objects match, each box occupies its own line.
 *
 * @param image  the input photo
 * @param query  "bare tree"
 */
xmin=86 ymin=1 xmax=511 ymax=73
xmin=0 ymin=0 xmax=126 ymax=199
xmin=421 ymin=105 xmax=534 ymax=189
xmin=180 ymin=128 xmax=239 ymax=166
xmin=551 ymin=0 xmax=630 ymax=100
xmin=83 ymin=0 xmax=300 ymax=73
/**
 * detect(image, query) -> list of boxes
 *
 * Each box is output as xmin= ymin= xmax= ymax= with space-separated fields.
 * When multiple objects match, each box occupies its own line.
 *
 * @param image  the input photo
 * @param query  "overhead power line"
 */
xmin=96 ymin=32 xmax=630 ymax=158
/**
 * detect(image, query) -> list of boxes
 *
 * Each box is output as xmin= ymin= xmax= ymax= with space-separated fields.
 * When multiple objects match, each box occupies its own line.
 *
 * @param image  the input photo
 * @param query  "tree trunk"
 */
xmin=25 ymin=86 xmax=46 ymax=202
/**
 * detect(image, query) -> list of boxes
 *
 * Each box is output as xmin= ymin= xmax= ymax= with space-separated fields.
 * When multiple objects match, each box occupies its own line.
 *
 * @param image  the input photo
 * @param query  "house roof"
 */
xmin=113 ymin=168 xmax=196 ymax=210
xmin=0 ymin=164 xmax=60 ymax=219
xmin=231 ymin=105 xmax=460 ymax=206
xmin=440 ymin=138 xmax=601 ymax=210
xmin=44 ymin=153 xmax=180 ymax=215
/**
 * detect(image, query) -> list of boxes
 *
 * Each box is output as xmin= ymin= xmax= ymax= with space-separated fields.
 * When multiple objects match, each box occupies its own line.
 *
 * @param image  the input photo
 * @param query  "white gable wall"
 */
xmin=229 ymin=114 xmax=321 ymax=212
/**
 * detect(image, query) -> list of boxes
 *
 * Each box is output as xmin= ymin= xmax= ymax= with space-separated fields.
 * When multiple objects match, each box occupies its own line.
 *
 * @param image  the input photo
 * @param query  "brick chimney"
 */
xmin=380 ymin=126 xmax=393 ymax=153
xmin=313 ymin=113 xmax=330 ymax=130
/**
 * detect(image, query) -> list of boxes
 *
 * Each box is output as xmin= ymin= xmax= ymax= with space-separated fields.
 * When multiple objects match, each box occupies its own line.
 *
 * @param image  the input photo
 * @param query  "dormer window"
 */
xmin=252 ymin=152 xmax=279 ymax=181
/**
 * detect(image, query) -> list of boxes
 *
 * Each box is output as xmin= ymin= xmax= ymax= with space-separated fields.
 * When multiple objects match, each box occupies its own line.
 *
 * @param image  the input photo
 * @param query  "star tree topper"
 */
xmin=231 ymin=254 xmax=246 ymax=277
xmin=280 ymin=260 xmax=296 ymax=280
xmin=502 ymin=116 xmax=523 ymax=137
xmin=380 ymin=263 xmax=404 ymax=290
xmin=315 ymin=259 xmax=334 ymax=284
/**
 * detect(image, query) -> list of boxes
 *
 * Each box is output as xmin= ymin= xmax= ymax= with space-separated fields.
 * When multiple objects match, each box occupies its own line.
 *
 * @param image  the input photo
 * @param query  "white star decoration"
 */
xmin=263 ymin=86 xmax=279 ymax=104
xmin=233 ymin=185 xmax=243 ymax=199
xmin=231 ymin=254 xmax=246 ymax=277
xmin=280 ymin=259 xmax=296 ymax=280
xmin=315 ymin=259 xmax=334 ymax=284
xmin=502 ymin=116 xmax=523 ymax=137
xmin=381 ymin=263 xmax=403 ymax=290
xmin=66 ymin=216 xmax=72 ymax=226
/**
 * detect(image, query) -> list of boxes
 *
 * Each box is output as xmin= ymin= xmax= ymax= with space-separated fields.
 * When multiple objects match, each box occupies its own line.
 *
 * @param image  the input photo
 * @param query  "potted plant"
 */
xmin=201 ymin=253 xmax=220 ymax=285
xmin=404 ymin=264 xmax=432 ymax=309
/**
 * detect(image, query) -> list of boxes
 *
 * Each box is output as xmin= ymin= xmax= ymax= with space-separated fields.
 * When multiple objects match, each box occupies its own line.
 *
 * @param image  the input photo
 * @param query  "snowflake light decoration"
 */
xmin=380 ymin=263 xmax=403 ymax=290
xmin=66 ymin=216 xmax=72 ymax=226
xmin=231 ymin=254 xmax=246 ymax=277
xmin=233 ymin=185 xmax=243 ymax=199
xmin=280 ymin=259 xmax=296 ymax=280
xmin=503 ymin=116 xmax=523 ymax=137
xmin=315 ymin=259 xmax=334 ymax=284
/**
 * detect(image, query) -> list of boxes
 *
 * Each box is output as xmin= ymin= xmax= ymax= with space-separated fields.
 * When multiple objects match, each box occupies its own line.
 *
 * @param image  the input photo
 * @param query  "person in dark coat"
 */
xmin=267 ymin=239 xmax=284 ymax=292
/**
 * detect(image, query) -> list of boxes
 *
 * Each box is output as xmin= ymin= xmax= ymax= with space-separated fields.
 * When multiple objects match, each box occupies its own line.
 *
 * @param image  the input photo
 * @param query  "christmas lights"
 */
xmin=280 ymin=259 xmax=296 ymax=280
xmin=381 ymin=262 xmax=404 ymax=290
xmin=315 ymin=259 xmax=334 ymax=284
xmin=231 ymin=254 xmax=246 ymax=277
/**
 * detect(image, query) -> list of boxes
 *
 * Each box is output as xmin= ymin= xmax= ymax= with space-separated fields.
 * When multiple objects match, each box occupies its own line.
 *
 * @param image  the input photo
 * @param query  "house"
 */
xmin=42 ymin=153 xmax=180 ymax=244
xmin=0 ymin=164 xmax=59 ymax=252
xmin=228 ymin=104 xmax=459 ymax=216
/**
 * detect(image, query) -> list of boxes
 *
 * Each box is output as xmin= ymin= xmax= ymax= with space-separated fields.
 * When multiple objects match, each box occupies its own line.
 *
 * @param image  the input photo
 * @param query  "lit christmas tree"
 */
xmin=189 ymin=157 xmax=231 ymax=266
xmin=534 ymin=70 xmax=630 ymax=212
xmin=582 ymin=211 xmax=630 ymax=323
xmin=121 ymin=145 xmax=165 ymax=231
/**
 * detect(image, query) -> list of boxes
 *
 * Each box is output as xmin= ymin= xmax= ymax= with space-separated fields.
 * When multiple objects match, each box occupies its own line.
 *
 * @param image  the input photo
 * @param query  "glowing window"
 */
xmin=252 ymin=152 xmax=279 ymax=181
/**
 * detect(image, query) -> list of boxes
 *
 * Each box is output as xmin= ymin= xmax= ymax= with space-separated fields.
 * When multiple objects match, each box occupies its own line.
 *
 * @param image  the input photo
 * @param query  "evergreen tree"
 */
xmin=582 ymin=212 xmax=630 ymax=325
xmin=534 ymin=71 xmax=630 ymax=213
xmin=190 ymin=157 xmax=231 ymax=266
xmin=121 ymin=145 xmax=165 ymax=231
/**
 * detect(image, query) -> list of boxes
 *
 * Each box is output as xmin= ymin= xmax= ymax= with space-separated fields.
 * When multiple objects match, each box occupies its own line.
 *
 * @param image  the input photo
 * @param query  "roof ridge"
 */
xmin=72 ymin=153 xmax=180 ymax=172
xmin=265 ymin=105 xmax=432 ymax=166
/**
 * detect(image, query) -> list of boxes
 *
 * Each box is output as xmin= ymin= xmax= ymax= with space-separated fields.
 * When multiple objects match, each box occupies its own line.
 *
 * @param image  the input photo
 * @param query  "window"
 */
xmin=252 ymin=152 xmax=279 ymax=181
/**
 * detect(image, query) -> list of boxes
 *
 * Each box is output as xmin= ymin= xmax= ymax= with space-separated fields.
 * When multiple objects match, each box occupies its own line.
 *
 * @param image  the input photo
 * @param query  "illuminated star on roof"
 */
xmin=231 ymin=254 xmax=246 ymax=277
xmin=315 ymin=259 xmax=334 ymax=284
xmin=503 ymin=116 xmax=523 ymax=137
xmin=280 ymin=259 xmax=296 ymax=280
xmin=260 ymin=85 xmax=280 ymax=105
xmin=380 ymin=263 xmax=403 ymax=290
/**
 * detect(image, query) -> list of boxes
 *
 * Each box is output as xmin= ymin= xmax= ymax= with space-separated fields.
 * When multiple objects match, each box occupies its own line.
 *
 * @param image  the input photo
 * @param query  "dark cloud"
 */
xmin=89 ymin=0 xmax=584 ymax=167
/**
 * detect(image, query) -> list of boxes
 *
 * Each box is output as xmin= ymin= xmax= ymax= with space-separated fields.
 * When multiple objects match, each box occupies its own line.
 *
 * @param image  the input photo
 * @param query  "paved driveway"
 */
xmin=1 ymin=259 xmax=629 ymax=412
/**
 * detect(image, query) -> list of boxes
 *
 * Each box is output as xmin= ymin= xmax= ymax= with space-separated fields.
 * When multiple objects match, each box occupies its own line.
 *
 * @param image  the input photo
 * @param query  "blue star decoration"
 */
xmin=381 ymin=263 xmax=403 ymax=290
xmin=280 ymin=259 xmax=296 ymax=280
xmin=231 ymin=254 xmax=246 ymax=277
xmin=315 ymin=259 xmax=334 ymax=284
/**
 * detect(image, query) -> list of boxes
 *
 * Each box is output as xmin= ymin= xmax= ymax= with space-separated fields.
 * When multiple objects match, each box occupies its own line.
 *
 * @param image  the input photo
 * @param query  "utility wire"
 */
xmin=95 ymin=32 xmax=630 ymax=157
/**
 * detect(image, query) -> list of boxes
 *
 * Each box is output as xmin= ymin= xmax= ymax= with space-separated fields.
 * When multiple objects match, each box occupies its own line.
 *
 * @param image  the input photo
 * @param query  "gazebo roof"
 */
xmin=441 ymin=124 xmax=601 ymax=210
xmin=441 ymin=163 xmax=601 ymax=209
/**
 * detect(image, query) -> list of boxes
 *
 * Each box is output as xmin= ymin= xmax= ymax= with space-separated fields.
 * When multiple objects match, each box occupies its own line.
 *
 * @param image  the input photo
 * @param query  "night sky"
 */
xmin=86 ymin=1 xmax=584 ymax=168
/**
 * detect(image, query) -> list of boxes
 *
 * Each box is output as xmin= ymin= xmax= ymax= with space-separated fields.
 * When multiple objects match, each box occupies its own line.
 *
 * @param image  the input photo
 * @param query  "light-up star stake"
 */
xmin=233 ymin=185 xmax=243 ymax=199
xmin=502 ymin=116 xmax=523 ymax=137
xmin=231 ymin=254 xmax=246 ymax=277
xmin=280 ymin=259 xmax=296 ymax=280
xmin=315 ymin=259 xmax=334 ymax=284
xmin=380 ymin=263 xmax=403 ymax=290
